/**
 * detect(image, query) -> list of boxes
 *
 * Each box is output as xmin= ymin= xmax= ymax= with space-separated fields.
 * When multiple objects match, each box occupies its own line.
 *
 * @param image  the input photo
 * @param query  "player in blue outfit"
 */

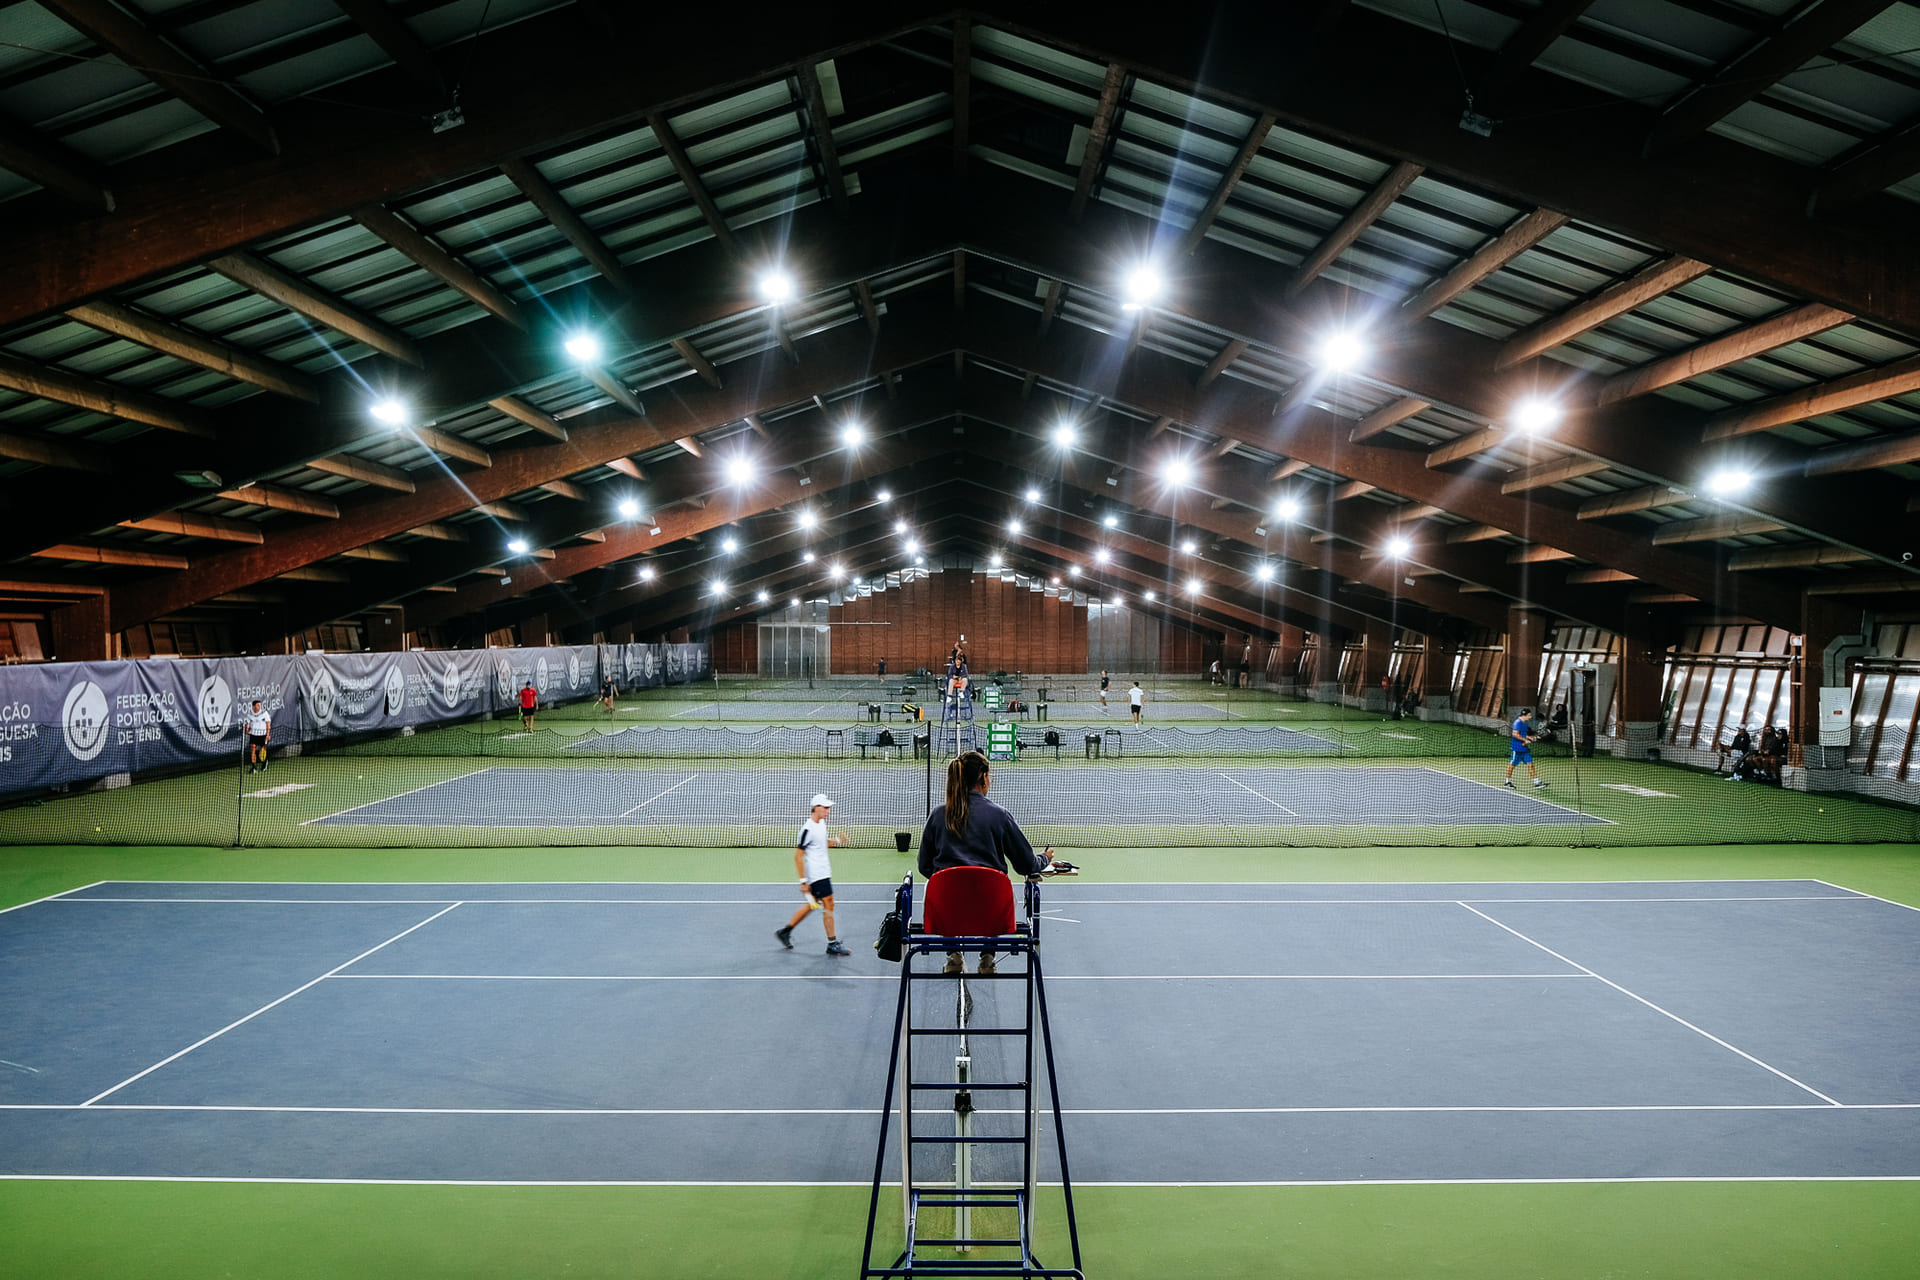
xmin=1504 ymin=707 xmax=1547 ymax=789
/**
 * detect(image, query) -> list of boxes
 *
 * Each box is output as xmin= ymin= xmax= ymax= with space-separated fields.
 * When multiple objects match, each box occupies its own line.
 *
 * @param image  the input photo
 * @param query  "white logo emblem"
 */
xmin=567 ymin=653 xmax=581 ymax=689
xmin=443 ymin=662 xmax=460 ymax=705
xmin=308 ymin=667 xmax=338 ymax=725
xmin=666 ymin=649 xmax=682 ymax=678
xmin=536 ymin=656 xmax=552 ymax=695
xmin=384 ymin=665 xmax=405 ymax=717
xmin=642 ymin=648 xmax=657 ymax=679
xmin=62 ymin=680 xmax=110 ymax=761
xmin=196 ymin=674 xmax=234 ymax=744
xmin=495 ymin=656 xmax=514 ymax=702
xmin=627 ymin=644 xmax=641 ymax=678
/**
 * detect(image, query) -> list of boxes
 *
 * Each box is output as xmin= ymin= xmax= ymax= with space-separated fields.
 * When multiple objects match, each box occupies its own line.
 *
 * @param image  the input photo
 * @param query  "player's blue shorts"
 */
xmin=1510 ymin=745 xmax=1534 ymax=766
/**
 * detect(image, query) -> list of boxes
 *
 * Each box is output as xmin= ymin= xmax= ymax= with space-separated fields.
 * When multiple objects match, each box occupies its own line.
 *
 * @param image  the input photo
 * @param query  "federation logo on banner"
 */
xmin=443 ymin=662 xmax=461 ymax=706
xmin=567 ymin=652 xmax=581 ymax=689
xmin=642 ymin=648 xmax=657 ymax=679
xmin=384 ymin=665 xmax=405 ymax=717
xmin=62 ymin=680 xmax=110 ymax=762
xmin=536 ymin=656 xmax=552 ymax=695
xmin=666 ymin=649 xmax=683 ymax=678
xmin=308 ymin=667 xmax=339 ymax=726
xmin=495 ymin=656 xmax=514 ymax=703
xmin=627 ymin=644 xmax=641 ymax=679
xmin=196 ymin=675 xmax=234 ymax=744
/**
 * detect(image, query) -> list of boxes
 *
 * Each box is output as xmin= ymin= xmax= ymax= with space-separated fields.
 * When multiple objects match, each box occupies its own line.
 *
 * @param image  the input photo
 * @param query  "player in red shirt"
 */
xmin=519 ymin=681 xmax=537 ymax=731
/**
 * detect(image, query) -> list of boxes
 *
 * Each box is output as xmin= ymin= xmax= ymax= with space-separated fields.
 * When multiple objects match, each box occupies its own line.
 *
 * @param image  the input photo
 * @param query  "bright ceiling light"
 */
xmin=1051 ymin=575 xmax=1061 ymax=585
xmin=1024 ymin=487 xmax=1040 ymax=503
xmin=797 ymin=508 xmax=818 ymax=530
xmin=1510 ymin=397 xmax=1562 ymax=435
xmin=876 ymin=489 xmax=893 ymax=503
xmin=758 ymin=268 xmax=796 ymax=304
xmin=1144 ymin=590 xmax=1157 ymax=602
xmin=369 ymin=398 xmax=408 ymax=427
xmin=852 ymin=575 xmax=863 ymax=584
xmin=1008 ymin=518 xmax=1024 ymax=534
xmin=905 ymin=538 xmax=920 ymax=554
xmin=1180 ymin=539 xmax=1197 ymax=555
xmin=894 ymin=519 xmax=908 ymax=534
xmin=1103 ymin=513 xmax=1120 ymax=529
xmin=1254 ymin=562 xmax=1276 ymax=582
xmin=709 ymin=579 xmax=727 ymax=597
xmin=914 ymin=556 xmax=925 ymax=566
xmin=1095 ymin=548 xmax=1111 ymax=564
xmin=1052 ymin=421 xmax=1077 ymax=448
xmin=989 ymin=555 xmax=1004 ymax=570
xmin=1274 ymin=495 xmax=1301 ymax=522
xmin=841 ymin=422 xmax=866 ymax=447
xmin=1318 ymin=331 xmax=1366 ymax=372
xmin=1385 ymin=534 xmax=1413 ymax=558
xmin=1069 ymin=564 xmax=1082 ymax=577
xmin=725 ymin=455 xmax=755 ymax=487
xmin=618 ymin=498 xmax=641 ymax=519
xmin=802 ymin=550 xmax=816 ymax=563
xmin=1162 ymin=457 xmax=1194 ymax=488
xmin=789 ymin=597 xmax=799 ymax=607
xmin=721 ymin=536 xmax=738 ymax=554
xmin=508 ymin=538 xmax=529 ymax=554
xmin=756 ymin=589 xmax=769 ymax=602
xmin=1186 ymin=577 xmax=1204 ymax=595
xmin=1705 ymin=467 xmax=1754 ymax=497
xmin=564 ymin=332 xmax=602 ymax=363
xmin=1121 ymin=262 xmax=1163 ymax=311
xmin=829 ymin=562 xmax=845 ymax=580
xmin=638 ymin=564 xmax=656 ymax=582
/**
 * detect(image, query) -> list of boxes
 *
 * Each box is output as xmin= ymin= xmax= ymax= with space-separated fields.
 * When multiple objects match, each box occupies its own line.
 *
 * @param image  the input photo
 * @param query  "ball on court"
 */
xmin=94 ymin=826 xmax=102 ymax=832
xmin=1818 ymin=807 xmax=1825 ymax=812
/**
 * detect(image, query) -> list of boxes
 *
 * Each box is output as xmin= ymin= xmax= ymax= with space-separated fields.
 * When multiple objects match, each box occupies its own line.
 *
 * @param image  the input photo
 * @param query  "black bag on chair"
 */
xmin=874 ymin=874 xmax=913 ymax=962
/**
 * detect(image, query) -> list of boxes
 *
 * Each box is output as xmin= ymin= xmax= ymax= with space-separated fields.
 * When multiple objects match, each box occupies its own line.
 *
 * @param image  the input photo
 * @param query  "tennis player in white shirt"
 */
xmin=776 ymin=793 xmax=851 ymax=956
xmin=244 ymin=699 xmax=271 ymax=773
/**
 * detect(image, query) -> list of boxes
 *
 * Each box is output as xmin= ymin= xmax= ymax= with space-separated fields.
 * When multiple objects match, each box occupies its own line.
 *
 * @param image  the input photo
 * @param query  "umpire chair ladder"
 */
xmin=938 ymin=676 xmax=979 ymax=756
xmin=860 ymin=871 xmax=1083 ymax=1279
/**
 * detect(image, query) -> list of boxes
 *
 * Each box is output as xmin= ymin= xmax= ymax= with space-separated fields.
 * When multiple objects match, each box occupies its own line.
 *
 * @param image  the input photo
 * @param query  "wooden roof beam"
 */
xmin=1802 ymin=430 xmax=1920 ymax=476
xmin=1349 ymin=395 xmax=1430 ymax=442
xmin=307 ymin=454 xmax=416 ymax=493
xmin=474 ymin=500 xmax=529 ymax=522
xmin=0 ymin=430 xmax=108 ymax=472
xmin=952 ymin=17 xmax=972 ymax=179
xmin=36 ymin=542 xmax=188 ymax=570
xmin=671 ymin=338 xmax=723 ymax=390
xmin=488 ymin=395 xmax=567 ymax=441
xmin=1812 ymin=117 xmax=1920 ymax=215
xmin=1272 ymin=458 xmax=1311 ymax=480
xmin=40 ymin=0 xmax=278 ymax=153
xmin=338 ymin=544 xmax=409 ymax=563
xmin=0 ymin=351 xmax=215 ymax=439
xmin=1564 ymin=567 xmax=1636 ymax=584
xmin=499 ymin=155 xmax=634 ymax=294
xmin=1501 ymin=455 xmax=1610 ymax=492
xmin=855 ymin=279 xmax=881 ymax=335
xmin=406 ymin=523 xmax=468 ymax=542
xmin=1507 ymin=545 xmax=1575 ymax=564
xmin=1496 ymin=254 xmax=1713 ymax=369
xmin=409 ymin=427 xmax=491 ymax=468
xmin=1197 ymin=339 xmax=1248 ymax=390
xmin=1577 ymin=484 xmax=1694 ymax=520
xmin=1445 ymin=524 xmax=1510 ymax=544
xmin=216 ymin=484 xmax=339 ymax=519
xmin=1649 ymin=513 xmax=1787 ymax=544
xmin=1703 ymin=351 xmax=1920 ymax=439
xmin=1285 ymin=160 xmax=1423 ymax=298
xmin=119 ymin=512 xmax=263 ymax=544
xmin=795 ymin=61 xmax=849 ymax=213
xmin=650 ymin=112 xmax=739 ymax=256
xmin=65 ymin=300 xmax=319 ymax=402
xmin=1425 ymin=427 xmax=1504 ymax=467
xmin=1399 ymin=209 xmax=1568 ymax=322
xmin=352 ymin=203 xmax=525 ymax=331
xmin=210 ymin=252 xmax=424 ymax=367
xmin=1330 ymin=480 xmax=1374 ymax=501
xmin=539 ymin=479 xmax=589 ymax=501
xmin=0 ymin=108 xmax=113 ymax=211
xmin=1726 ymin=544 xmax=1870 ymax=571
xmin=1069 ymin=63 xmax=1128 ymax=219
xmin=1178 ymin=111 xmax=1277 ymax=256
xmin=1597 ymin=303 xmax=1854 ymax=406
xmin=1644 ymin=0 xmax=1898 ymax=157
xmin=330 ymin=0 xmax=444 ymax=92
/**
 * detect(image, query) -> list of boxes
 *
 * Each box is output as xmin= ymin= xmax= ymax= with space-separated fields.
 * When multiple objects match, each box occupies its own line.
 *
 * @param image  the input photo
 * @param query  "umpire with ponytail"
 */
xmin=917 ymin=749 xmax=1054 ymax=974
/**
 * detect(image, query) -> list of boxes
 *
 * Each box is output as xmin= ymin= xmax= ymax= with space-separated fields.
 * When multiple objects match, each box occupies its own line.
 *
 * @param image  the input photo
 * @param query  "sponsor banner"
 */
xmin=0 ymin=643 xmax=632 ymax=800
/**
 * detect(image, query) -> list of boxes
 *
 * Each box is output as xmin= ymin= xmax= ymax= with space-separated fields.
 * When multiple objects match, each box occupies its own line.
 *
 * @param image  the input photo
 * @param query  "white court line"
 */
xmin=1457 ymin=901 xmax=1845 ymax=1107
xmin=669 ymin=703 xmax=713 ymax=717
xmin=1218 ymin=773 xmax=1301 ymax=816
xmin=8 ymin=1101 xmax=1920 ymax=1116
xmin=78 ymin=902 xmax=463 ymax=1107
xmin=38 ymin=893 xmax=1873 ymax=907
xmin=617 ymin=773 xmax=699 ymax=818
xmin=1809 ymin=878 xmax=1920 ymax=915
xmin=0 ymin=880 xmax=108 ymax=916
xmin=327 ymin=971 xmax=1588 ymax=981
xmin=300 ymin=767 xmax=495 ymax=826
xmin=1416 ymin=765 xmax=1619 ymax=825
xmin=4 ymin=1174 xmax=1919 ymax=1188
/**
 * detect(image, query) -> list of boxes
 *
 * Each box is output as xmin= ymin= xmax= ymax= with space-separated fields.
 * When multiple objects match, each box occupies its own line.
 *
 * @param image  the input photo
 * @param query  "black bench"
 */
xmin=854 ymin=728 xmax=900 ymax=760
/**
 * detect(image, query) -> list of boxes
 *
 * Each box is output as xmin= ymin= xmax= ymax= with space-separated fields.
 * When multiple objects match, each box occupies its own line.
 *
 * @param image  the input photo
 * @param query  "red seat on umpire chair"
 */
xmin=923 ymin=866 xmax=1016 ymax=937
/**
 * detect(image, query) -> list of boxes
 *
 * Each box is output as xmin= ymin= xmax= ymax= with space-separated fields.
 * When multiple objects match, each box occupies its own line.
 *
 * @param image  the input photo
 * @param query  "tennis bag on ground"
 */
xmin=875 ymin=873 xmax=913 ymax=962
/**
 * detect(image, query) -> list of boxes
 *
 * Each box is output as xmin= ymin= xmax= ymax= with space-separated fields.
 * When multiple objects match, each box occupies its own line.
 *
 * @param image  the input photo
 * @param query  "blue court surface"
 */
xmin=307 ymin=765 xmax=1602 ymax=829
xmin=3 ymin=879 xmax=1917 ymax=1185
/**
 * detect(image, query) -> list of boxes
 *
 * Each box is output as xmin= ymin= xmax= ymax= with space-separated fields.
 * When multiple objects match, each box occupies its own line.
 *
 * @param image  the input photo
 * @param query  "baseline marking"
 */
xmin=1418 ymin=766 xmax=1617 ymax=825
xmin=1458 ymin=901 xmax=1844 ymax=1106
xmin=79 ymin=902 xmax=464 ymax=1107
xmin=301 ymin=768 xmax=494 ymax=826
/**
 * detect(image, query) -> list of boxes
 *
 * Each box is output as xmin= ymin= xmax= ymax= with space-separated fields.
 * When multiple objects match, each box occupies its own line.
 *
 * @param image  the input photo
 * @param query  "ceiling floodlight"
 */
xmin=1121 ymin=262 xmax=1163 ymax=311
xmin=618 ymin=498 xmax=641 ymax=520
xmin=1318 ymin=331 xmax=1366 ymax=372
xmin=1510 ymin=397 xmax=1563 ymax=435
xmin=1385 ymin=534 xmax=1413 ymax=559
xmin=1180 ymin=539 xmax=1197 ymax=555
xmin=508 ymin=538 xmax=529 ymax=554
xmin=758 ymin=267 xmax=796 ymax=304
xmin=1051 ymin=575 xmax=1061 ymax=585
xmin=709 ymin=579 xmax=727 ymax=597
xmin=1052 ymin=421 xmax=1078 ymax=448
xmin=797 ymin=508 xmax=819 ymax=530
xmin=725 ymin=455 xmax=755 ymax=487
xmin=905 ymin=538 xmax=920 ymax=554
xmin=1069 ymin=564 xmax=1082 ymax=577
xmin=1274 ymin=495 xmax=1301 ymax=522
xmin=1008 ymin=518 xmax=1024 ymax=534
xmin=841 ymin=422 xmax=866 ymax=447
xmin=852 ymin=575 xmax=864 ymax=584
xmin=1162 ymin=457 xmax=1194 ymax=488
xmin=914 ymin=556 xmax=925 ymax=566
xmin=1024 ymin=487 xmax=1040 ymax=503
xmin=564 ymin=332 xmax=603 ymax=363
xmin=894 ymin=519 xmax=909 ymax=534
xmin=721 ymin=536 xmax=739 ymax=554
xmin=790 ymin=597 xmax=799 ymax=607
xmin=638 ymin=564 xmax=656 ymax=581
xmin=829 ymin=562 xmax=846 ymax=580
xmin=1254 ymin=562 xmax=1276 ymax=582
xmin=369 ymin=398 xmax=408 ymax=427
xmin=1103 ymin=513 xmax=1120 ymax=529
xmin=1144 ymin=590 xmax=1157 ymax=602
xmin=876 ymin=489 xmax=893 ymax=503
xmin=1186 ymin=577 xmax=1204 ymax=595
xmin=756 ymin=589 xmax=769 ymax=603
xmin=1705 ymin=467 xmax=1754 ymax=497
xmin=802 ymin=550 xmax=816 ymax=563
xmin=989 ymin=555 xmax=1004 ymax=570
xmin=1095 ymin=548 xmax=1111 ymax=564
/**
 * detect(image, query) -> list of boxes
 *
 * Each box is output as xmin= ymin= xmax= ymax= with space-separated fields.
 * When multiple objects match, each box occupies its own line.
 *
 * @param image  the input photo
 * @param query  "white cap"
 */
xmin=811 ymin=793 xmax=834 ymax=808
